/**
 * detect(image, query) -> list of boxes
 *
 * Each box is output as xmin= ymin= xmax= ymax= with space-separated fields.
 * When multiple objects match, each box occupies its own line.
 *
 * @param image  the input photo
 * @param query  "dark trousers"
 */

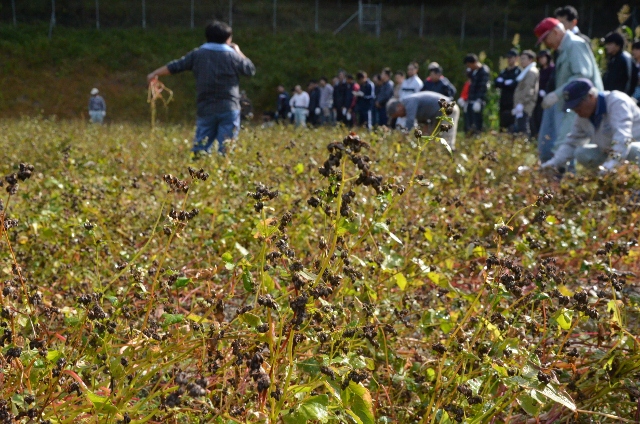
xmin=376 ymin=106 xmax=388 ymax=127
xmin=465 ymin=105 xmax=484 ymax=132
xmin=512 ymin=113 xmax=530 ymax=136
xmin=499 ymin=107 xmax=515 ymax=131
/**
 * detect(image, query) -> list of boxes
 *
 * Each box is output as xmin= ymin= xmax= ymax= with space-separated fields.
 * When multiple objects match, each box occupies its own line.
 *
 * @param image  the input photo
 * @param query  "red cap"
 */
xmin=534 ymin=17 xmax=560 ymax=45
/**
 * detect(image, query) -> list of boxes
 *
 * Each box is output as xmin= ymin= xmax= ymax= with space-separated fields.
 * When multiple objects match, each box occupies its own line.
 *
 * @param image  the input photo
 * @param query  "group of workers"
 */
xmin=85 ymin=12 xmax=640 ymax=175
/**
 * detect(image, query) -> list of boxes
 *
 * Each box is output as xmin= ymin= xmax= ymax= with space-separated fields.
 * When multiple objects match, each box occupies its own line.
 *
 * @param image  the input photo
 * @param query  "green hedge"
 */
xmin=0 ymin=24 xmax=519 ymax=122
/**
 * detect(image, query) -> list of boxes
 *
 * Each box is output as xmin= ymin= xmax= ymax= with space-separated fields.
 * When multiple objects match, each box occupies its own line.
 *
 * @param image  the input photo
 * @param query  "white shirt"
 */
xmin=399 ymin=75 xmax=424 ymax=100
xmin=289 ymin=92 xmax=310 ymax=109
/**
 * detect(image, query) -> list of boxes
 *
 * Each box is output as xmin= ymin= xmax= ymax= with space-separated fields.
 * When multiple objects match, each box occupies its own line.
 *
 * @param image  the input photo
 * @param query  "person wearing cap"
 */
xmin=534 ymin=17 xmax=603 ymax=169
xmin=422 ymin=62 xmax=457 ymax=99
xmin=88 ymin=88 xmax=106 ymax=124
xmin=386 ymin=91 xmax=460 ymax=150
xmin=146 ymin=20 xmax=255 ymax=157
xmin=602 ymin=31 xmax=638 ymax=96
xmin=463 ymin=53 xmax=491 ymax=133
xmin=541 ymin=79 xmax=640 ymax=172
xmin=512 ymin=50 xmax=539 ymax=135
xmin=495 ymin=49 xmax=522 ymax=131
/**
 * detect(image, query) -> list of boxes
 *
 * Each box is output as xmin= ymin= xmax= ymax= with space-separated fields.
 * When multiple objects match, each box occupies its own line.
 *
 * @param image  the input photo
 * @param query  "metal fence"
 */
xmin=0 ymin=0 xmax=634 ymax=44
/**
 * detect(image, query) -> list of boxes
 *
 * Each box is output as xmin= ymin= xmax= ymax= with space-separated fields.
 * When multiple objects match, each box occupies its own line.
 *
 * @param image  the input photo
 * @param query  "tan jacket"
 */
xmin=513 ymin=65 xmax=539 ymax=115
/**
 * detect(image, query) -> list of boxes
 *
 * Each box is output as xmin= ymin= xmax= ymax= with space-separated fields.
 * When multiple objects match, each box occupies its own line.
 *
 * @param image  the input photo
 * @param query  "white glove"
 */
xmin=457 ymin=97 xmax=467 ymax=109
xmin=496 ymin=77 xmax=504 ymax=83
xmin=342 ymin=107 xmax=347 ymax=115
xmin=512 ymin=103 xmax=524 ymax=117
xmin=303 ymin=109 xmax=309 ymax=116
xmin=315 ymin=107 xmax=321 ymax=115
xmin=346 ymin=111 xmax=352 ymax=120
xmin=600 ymin=160 xmax=618 ymax=172
xmin=542 ymin=92 xmax=559 ymax=109
xmin=354 ymin=91 xmax=364 ymax=97
xmin=287 ymin=112 xmax=292 ymax=119
xmin=539 ymin=89 xmax=546 ymax=98
xmin=472 ymin=100 xmax=482 ymax=113
xmin=504 ymin=79 xmax=514 ymax=86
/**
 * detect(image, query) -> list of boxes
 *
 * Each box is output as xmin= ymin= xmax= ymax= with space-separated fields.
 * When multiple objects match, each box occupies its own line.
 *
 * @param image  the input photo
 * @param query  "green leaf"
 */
xmin=46 ymin=350 xmax=63 ymax=363
xmin=174 ymin=277 xmax=191 ymax=288
xmin=104 ymin=296 xmax=119 ymax=306
xmin=517 ymin=393 xmax=541 ymax=416
xmin=86 ymin=391 xmax=118 ymax=413
xmin=553 ymin=308 xmax=573 ymax=330
xmin=282 ymin=394 xmax=329 ymax=423
xmin=348 ymin=382 xmax=374 ymax=424
xmin=294 ymin=163 xmax=305 ymax=174
xmin=436 ymin=137 xmax=454 ymax=160
xmin=221 ymin=252 xmax=233 ymax=263
xmin=373 ymin=222 xmax=403 ymax=245
xmin=394 ymin=273 xmax=408 ymax=290
xmin=161 ymin=313 xmax=184 ymax=326
xmin=242 ymin=269 xmax=254 ymax=292
xmin=537 ymin=384 xmax=576 ymax=411
xmin=240 ymin=313 xmax=263 ymax=327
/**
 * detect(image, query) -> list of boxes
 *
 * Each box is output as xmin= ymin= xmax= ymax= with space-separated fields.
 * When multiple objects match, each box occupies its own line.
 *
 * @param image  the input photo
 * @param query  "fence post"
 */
xmin=315 ymin=0 xmax=319 ymax=32
xmin=460 ymin=10 xmax=466 ymax=47
xmin=142 ymin=0 xmax=146 ymax=29
xmin=376 ymin=3 xmax=381 ymax=38
xmin=229 ymin=0 xmax=233 ymax=27
xmin=190 ymin=0 xmax=194 ymax=29
xmin=273 ymin=0 xmax=277 ymax=34
xmin=503 ymin=10 xmax=508 ymax=40
xmin=48 ymin=0 xmax=56 ymax=39
xmin=96 ymin=0 xmax=100 ymax=30
xmin=419 ymin=3 xmax=424 ymax=38
xmin=11 ymin=0 xmax=17 ymax=26
xmin=358 ymin=0 xmax=362 ymax=32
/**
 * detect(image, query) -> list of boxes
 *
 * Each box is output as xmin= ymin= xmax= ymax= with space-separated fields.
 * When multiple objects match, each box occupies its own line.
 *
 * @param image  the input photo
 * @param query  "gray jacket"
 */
xmin=401 ymin=91 xmax=451 ymax=129
xmin=553 ymin=31 xmax=603 ymax=102
xmin=376 ymin=81 xmax=394 ymax=106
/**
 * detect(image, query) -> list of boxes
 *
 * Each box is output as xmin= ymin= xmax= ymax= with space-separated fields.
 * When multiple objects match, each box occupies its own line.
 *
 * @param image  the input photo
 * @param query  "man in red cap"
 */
xmin=534 ymin=17 xmax=602 ymax=170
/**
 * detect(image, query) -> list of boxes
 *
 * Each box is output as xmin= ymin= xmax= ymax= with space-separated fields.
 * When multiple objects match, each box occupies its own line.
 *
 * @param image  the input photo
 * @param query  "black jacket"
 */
xmin=603 ymin=50 xmax=637 ymax=95
xmin=333 ymin=81 xmax=348 ymax=110
xmin=277 ymin=92 xmax=290 ymax=116
xmin=495 ymin=66 xmax=521 ymax=108
xmin=309 ymin=87 xmax=321 ymax=111
xmin=468 ymin=65 xmax=491 ymax=102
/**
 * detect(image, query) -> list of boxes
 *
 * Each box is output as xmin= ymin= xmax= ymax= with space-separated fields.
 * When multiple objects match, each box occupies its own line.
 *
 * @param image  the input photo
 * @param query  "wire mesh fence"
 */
xmin=1 ymin=0 xmax=632 ymax=44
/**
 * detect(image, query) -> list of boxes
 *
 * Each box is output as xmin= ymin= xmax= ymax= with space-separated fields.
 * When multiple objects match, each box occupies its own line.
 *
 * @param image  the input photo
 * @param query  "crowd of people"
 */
xmin=265 ymin=5 xmax=640 ymax=172
xmin=271 ymin=61 xmax=456 ymax=130
xmin=136 ymin=9 xmax=640 ymax=173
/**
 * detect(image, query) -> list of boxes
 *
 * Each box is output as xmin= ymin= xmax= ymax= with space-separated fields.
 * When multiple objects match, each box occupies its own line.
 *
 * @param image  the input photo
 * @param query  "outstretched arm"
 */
xmin=147 ymin=66 xmax=171 ymax=83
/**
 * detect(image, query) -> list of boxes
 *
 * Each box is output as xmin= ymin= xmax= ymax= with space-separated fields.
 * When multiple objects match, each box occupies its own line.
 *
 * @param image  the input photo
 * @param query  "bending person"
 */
xmin=386 ymin=91 xmax=460 ymax=150
xmin=541 ymin=79 xmax=640 ymax=172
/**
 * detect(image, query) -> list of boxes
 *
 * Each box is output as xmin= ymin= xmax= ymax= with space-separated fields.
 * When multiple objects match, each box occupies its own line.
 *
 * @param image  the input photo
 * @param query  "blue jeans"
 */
xmin=193 ymin=110 xmax=240 ymax=155
xmin=538 ymin=103 xmax=563 ymax=163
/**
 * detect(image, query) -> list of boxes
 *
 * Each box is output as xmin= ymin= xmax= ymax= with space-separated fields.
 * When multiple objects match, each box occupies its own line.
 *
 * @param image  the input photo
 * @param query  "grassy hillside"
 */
xmin=0 ymin=25 xmax=516 ymax=122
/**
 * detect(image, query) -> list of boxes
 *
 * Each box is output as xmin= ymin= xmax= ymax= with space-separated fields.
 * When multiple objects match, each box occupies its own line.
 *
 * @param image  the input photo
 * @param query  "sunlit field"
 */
xmin=1 ymin=117 xmax=639 ymax=423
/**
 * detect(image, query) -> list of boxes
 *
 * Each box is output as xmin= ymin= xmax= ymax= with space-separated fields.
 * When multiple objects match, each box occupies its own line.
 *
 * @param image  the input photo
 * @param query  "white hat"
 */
xmin=91 ymin=88 xmax=99 ymax=95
